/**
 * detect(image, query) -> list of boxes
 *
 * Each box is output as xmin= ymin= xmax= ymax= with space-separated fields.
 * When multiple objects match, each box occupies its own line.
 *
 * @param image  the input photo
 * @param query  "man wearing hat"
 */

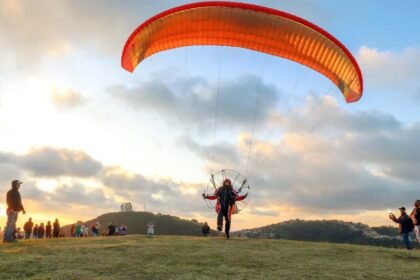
xmin=3 ymin=180 xmax=26 ymax=242
xmin=389 ymin=206 xmax=414 ymax=250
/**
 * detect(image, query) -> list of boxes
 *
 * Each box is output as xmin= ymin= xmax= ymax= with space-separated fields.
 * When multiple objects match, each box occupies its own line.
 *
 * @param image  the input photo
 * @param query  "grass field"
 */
xmin=0 ymin=235 xmax=419 ymax=280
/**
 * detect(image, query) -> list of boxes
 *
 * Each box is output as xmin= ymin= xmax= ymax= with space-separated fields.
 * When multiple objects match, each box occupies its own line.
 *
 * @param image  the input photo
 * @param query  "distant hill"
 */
xmin=232 ymin=219 xmax=403 ymax=248
xmin=61 ymin=212 xmax=404 ymax=248
xmin=62 ymin=211 xmax=217 ymax=237
xmin=371 ymin=225 xmax=400 ymax=237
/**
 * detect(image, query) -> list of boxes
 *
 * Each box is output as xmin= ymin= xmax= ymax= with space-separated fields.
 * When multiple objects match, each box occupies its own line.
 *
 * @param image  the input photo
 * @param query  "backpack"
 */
xmin=407 ymin=218 xmax=414 ymax=232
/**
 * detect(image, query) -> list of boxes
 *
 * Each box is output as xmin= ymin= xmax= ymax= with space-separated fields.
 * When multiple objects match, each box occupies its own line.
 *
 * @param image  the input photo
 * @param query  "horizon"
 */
xmin=1 ymin=0 xmax=420 ymax=232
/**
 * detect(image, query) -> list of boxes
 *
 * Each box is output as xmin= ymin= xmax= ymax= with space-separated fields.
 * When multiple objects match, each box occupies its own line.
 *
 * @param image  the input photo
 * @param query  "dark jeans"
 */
xmin=24 ymin=231 xmax=31 ymax=239
xmin=4 ymin=211 xmax=18 ymax=242
xmin=217 ymin=207 xmax=231 ymax=237
xmin=402 ymin=232 xmax=412 ymax=250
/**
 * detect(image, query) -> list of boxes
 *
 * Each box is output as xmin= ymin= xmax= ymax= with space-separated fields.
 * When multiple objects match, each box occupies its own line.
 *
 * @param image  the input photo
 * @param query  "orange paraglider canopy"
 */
xmin=121 ymin=1 xmax=363 ymax=103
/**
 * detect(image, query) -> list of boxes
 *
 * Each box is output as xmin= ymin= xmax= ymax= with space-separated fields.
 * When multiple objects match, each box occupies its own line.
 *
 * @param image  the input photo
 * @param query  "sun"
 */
xmin=0 ymin=203 xmax=6 ymax=218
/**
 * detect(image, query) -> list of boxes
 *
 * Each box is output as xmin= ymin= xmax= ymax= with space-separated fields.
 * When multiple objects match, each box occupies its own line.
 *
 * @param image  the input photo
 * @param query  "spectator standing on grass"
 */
xmin=120 ymin=224 xmax=128 ymax=236
xmin=23 ymin=218 xmax=34 ymax=239
xmin=38 ymin=223 xmax=45 ymax=239
xmin=108 ymin=222 xmax=116 ymax=236
xmin=147 ymin=222 xmax=154 ymax=236
xmin=53 ymin=219 xmax=60 ymax=238
xmin=4 ymin=180 xmax=26 ymax=243
xmin=46 ymin=221 xmax=52 ymax=238
xmin=80 ymin=224 xmax=85 ymax=237
xmin=410 ymin=200 xmax=420 ymax=243
xmin=75 ymin=222 xmax=82 ymax=237
xmin=202 ymin=222 xmax=210 ymax=236
xmin=92 ymin=222 xmax=100 ymax=237
xmin=389 ymin=207 xmax=414 ymax=250
xmin=83 ymin=224 xmax=89 ymax=237
xmin=15 ymin=227 xmax=23 ymax=239
xmin=33 ymin=224 xmax=39 ymax=239
xmin=70 ymin=224 xmax=76 ymax=237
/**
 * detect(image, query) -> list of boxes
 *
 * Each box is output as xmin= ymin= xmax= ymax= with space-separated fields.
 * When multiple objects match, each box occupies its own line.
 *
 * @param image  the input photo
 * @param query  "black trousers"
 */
xmin=217 ymin=207 xmax=231 ymax=235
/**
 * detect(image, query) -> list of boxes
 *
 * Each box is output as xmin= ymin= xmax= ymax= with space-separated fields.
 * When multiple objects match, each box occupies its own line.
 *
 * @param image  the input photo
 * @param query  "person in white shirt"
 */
xmin=147 ymin=222 xmax=154 ymax=236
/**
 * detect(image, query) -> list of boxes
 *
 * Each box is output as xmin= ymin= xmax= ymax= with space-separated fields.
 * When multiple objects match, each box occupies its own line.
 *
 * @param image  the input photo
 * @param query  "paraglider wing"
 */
xmin=121 ymin=1 xmax=363 ymax=103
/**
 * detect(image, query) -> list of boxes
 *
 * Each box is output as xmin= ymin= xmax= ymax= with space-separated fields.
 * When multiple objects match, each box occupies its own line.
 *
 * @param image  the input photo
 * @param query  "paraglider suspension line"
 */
xmin=211 ymin=55 xmax=223 ymax=174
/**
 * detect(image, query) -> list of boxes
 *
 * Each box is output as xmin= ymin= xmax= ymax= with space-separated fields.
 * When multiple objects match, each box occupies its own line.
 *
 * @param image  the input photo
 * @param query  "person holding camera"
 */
xmin=389 ymin=207 xmax=414 ymax=250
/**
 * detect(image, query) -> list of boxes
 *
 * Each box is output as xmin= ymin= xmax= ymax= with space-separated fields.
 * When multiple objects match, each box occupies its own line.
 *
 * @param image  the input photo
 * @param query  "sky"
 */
xmin=0 ymin=0 xmax=419 ymax=231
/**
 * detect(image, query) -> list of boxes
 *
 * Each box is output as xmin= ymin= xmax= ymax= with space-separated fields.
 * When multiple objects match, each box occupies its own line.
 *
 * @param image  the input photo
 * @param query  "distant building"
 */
xmin=120 ymin=203 xmax=133 ymax=212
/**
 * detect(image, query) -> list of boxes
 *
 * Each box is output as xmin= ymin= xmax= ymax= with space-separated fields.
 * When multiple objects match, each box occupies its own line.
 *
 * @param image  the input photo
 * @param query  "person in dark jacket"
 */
xmin=3 ymin=180 xmax=26 ymax=242
xmin=38 ymin=223 xmax=45 ymax=239
xmin=23 ymin=218 xmax=34 ymax=239
xmin=33 ymin=224 xmax=39 ymax=239
xmin=410 ymin=200 xmax=420 ymax=243
xmin=70 ymin=224 xmax=76 ymax=237
xmin=108 ymin=222 xmax=116 ymax=236
xmin=202 ymin=222 xmax=210 ymax=236
xmin=203 ymin=178 xmax=247 ymax=239
xmin=53 ymin=219 xmax=60 ymax=238
xmin=45 ymin=221 xmax=52 ymax=238
xmin=389 ymin=207 xmax=414 ymax=250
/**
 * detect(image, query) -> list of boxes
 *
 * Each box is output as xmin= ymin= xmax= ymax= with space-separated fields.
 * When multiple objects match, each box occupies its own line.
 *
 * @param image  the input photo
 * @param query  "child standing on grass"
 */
xmin=83 ymin=224 xmax=89 ymax=237
xmin=202 ymin=222 xmax=210 ymax=236
xmin=147 ymin=222 xmax=154 ymax=236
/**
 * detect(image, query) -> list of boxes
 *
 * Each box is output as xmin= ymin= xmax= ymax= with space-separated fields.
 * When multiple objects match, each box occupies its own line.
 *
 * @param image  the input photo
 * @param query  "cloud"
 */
xmin=1 ymin=92 xmax=419 ymax=224
xmin=179 ymin=135 xmax=241 ymax=167
xmin=19 ymin=182 xmax=118 ymax=222
xmin=275 ymin=95 xmax=401 ymax=133
xmin=44 ymin=184 xmax=114 ymax=208
xmin=51 ymin=87 xmax=85 ymax=109
xmin=0 ymin=0 xmax=333 ymax=70
xmin=182 ymin=95 xmax=420 ymax=213
xmin=0 ymin=0 xmax=144 ymax=68
xmin=100 ymin=166 xmax=205 ymax=215
xmin=357 ymin=46 xmax=420 ymax=93
xmin=0 ymin=147 xmax=206 ymax=218
xmin=0 ymin=163 xmax=22 ymax=191
xmin=110 ymin=74 xmax=281 ymax=129
xmin=15 ymin=147 xmax=103 ymax=178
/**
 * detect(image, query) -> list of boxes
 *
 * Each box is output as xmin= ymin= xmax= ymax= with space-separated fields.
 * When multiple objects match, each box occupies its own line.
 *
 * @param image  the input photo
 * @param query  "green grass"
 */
xmin=0 ymin=236 xmax=419 ymax=280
